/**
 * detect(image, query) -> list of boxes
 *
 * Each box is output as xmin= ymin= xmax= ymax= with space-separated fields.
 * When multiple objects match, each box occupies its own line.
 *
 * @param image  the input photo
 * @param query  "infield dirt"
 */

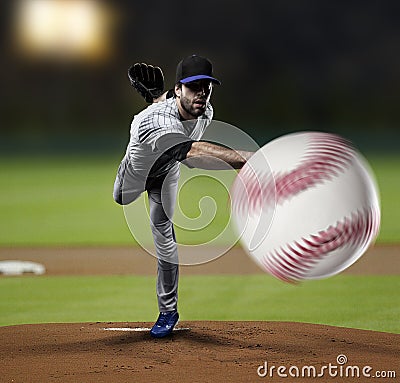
xmin=0 ymin=245 xmax=399 ymax=382
xmin=1 ymin=321 xmax=399 ymax=383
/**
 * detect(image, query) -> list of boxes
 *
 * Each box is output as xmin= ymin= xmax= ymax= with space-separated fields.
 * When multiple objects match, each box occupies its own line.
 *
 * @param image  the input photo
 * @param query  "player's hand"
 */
xmin=128 ymin=63 xmax=164 ymax=103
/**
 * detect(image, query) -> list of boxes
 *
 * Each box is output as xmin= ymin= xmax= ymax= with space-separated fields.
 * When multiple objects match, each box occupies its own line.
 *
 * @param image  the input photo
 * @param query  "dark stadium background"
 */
xmin=1 ymin=1 xmax=399 ymax=155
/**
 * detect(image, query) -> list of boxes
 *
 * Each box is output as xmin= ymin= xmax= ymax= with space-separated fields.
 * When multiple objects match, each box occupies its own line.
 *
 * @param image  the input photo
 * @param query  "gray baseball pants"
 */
xmin=113 ymin=155 xmax=179 ymax=312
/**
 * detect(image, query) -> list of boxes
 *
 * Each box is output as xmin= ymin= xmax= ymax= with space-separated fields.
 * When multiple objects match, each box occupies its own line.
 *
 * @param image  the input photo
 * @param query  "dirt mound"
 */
xmin=1 ymin=321 xmax=398 ymax=382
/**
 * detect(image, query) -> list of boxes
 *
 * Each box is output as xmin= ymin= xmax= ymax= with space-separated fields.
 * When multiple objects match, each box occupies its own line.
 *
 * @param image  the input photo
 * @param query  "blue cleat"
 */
xmin=150 ymin=311 xmax=179 ymax=338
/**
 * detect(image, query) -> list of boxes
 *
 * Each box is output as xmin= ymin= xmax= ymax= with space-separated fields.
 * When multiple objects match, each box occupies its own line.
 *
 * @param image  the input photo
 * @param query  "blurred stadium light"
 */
xmin=13 ymin=0 xmax=118 ymax=62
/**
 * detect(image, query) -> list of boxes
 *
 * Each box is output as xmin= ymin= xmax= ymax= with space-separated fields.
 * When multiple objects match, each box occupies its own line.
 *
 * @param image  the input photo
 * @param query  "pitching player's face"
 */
xmin=176 ymin=80 xmax=213 ymax=119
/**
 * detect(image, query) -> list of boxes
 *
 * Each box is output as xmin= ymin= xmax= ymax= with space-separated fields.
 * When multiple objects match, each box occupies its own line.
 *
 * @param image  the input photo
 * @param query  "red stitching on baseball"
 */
xmin=261 ymin=206 xmax=380 ymax=283
xmin=274 ymin=134 xmax=354 ymax=205
xmin=231 ymin=164 xmax=274 ymax=216
xmin=231 ymin=133 xmax=356 ymax=216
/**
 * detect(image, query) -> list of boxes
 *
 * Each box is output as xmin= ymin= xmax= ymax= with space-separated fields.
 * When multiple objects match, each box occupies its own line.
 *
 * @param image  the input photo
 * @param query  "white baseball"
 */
xmin=231 ymin=132 xmax=381 ymax=283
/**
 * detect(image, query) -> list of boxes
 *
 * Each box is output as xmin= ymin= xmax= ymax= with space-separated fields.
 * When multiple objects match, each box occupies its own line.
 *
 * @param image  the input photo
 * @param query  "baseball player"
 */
xmin=113 ymin=55 xmax=253 ymax=338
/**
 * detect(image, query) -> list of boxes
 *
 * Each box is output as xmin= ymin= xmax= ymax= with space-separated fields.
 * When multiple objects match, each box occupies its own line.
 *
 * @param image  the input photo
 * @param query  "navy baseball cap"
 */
xmin=176 ymin=55 xmax=221 ymax=85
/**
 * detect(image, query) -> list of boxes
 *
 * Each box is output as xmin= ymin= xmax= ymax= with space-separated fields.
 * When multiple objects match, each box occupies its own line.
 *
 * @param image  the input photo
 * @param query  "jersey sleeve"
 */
xmin=137 ymin=105 xmax=185 ymax=151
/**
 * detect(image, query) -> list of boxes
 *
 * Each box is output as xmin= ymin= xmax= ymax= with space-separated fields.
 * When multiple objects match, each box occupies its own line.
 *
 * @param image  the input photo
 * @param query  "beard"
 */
xmin=180 ymin=95 xmax=207 ymax=118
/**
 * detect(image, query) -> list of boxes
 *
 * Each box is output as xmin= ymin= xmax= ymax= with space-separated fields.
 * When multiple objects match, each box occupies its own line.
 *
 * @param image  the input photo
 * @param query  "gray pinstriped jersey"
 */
xmin=126 ymin=97 xmax=213 ymax=179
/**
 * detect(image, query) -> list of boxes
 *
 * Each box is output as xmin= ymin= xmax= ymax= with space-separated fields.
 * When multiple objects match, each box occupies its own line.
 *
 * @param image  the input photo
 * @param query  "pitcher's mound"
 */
xmin=1 ymin=321 xmax=398 ymax=382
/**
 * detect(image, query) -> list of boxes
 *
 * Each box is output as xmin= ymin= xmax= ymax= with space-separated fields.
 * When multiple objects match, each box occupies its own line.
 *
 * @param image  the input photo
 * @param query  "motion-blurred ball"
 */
xmin=231 ymin=132 xmax=380 ymax=283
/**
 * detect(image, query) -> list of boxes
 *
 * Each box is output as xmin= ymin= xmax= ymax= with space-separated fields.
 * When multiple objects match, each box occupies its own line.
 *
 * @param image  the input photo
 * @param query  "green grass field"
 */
xmin=0 ymin=155 xmax=238 ymax=246
xmin=0 ymin=274 xmax=399 ymax=333
xmin=0 ymin=153 xmax=399 ymax=246
xmin=0 ymin=154 xmax=399 ymax=332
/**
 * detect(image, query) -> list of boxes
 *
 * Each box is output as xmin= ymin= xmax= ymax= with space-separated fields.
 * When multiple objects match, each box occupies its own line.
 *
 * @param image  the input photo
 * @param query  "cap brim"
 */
xmin=180 ymin=75 xmax=221 ymax=85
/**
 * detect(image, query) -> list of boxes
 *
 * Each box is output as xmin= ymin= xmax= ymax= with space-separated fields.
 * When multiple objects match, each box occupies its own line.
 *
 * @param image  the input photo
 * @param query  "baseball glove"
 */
xmin=128 ymin=63 xmax=164 ymax=103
